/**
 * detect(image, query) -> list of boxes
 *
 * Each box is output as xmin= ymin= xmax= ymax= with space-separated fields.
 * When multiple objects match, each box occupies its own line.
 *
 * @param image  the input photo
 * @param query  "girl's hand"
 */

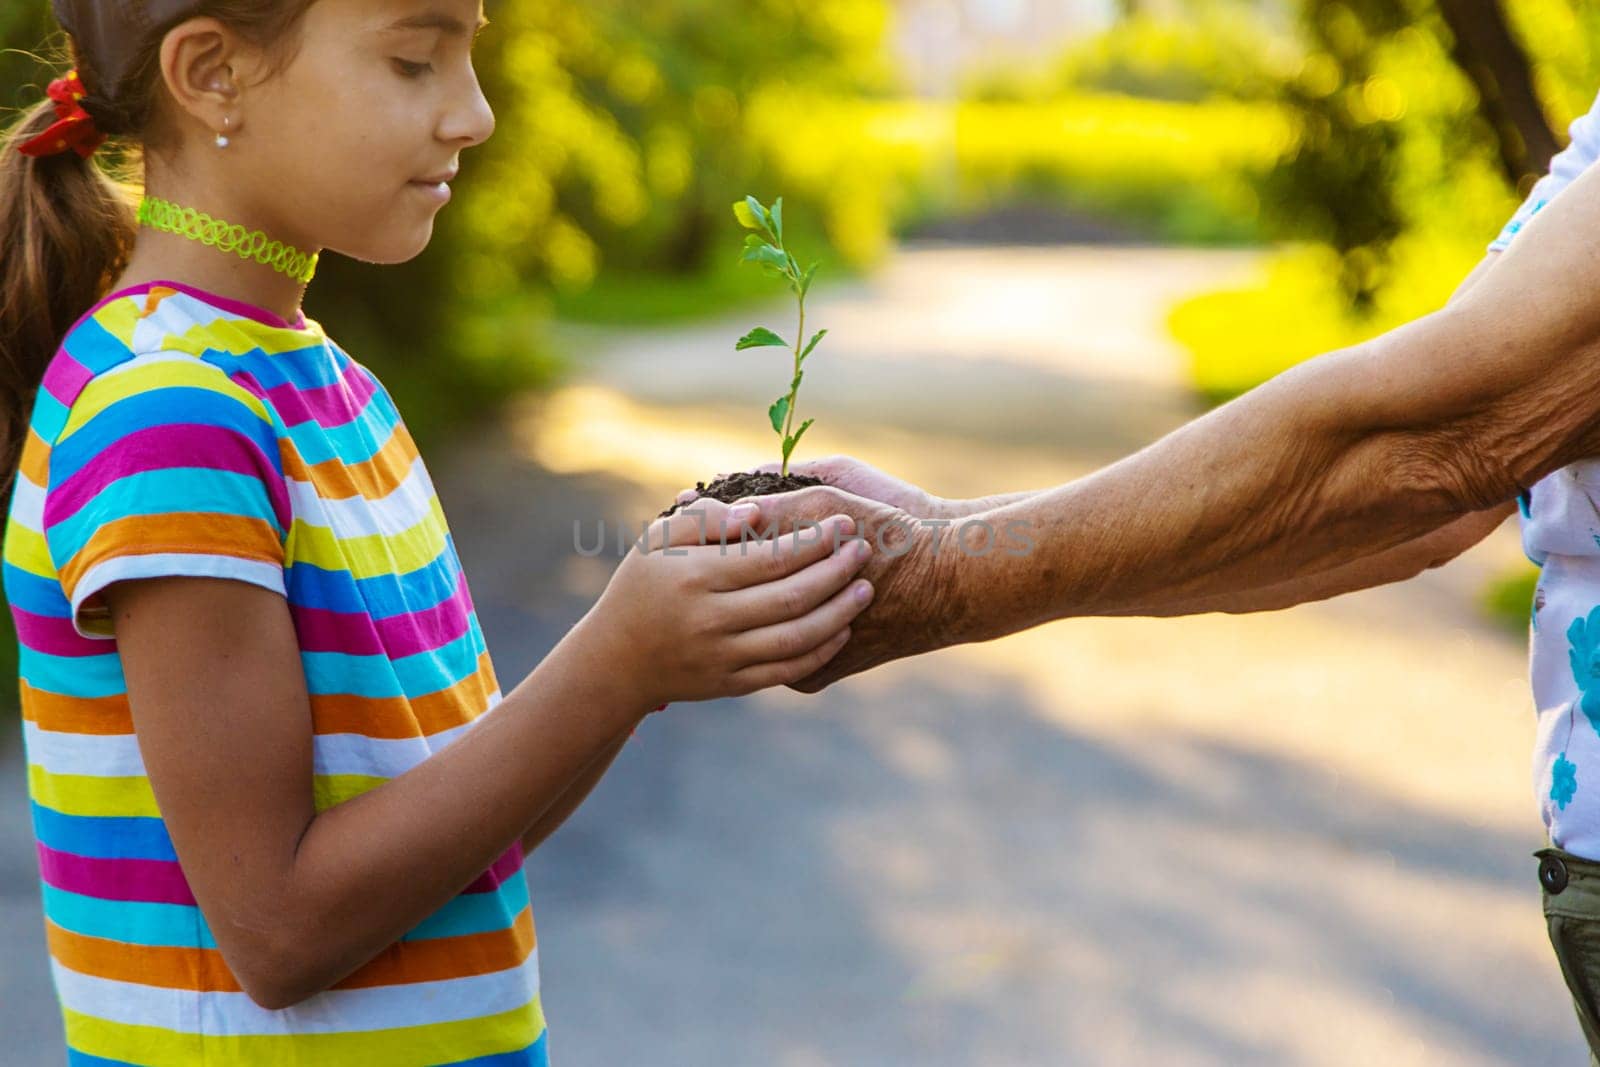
xmin=582 ymin=498 xmax=875 ymax=707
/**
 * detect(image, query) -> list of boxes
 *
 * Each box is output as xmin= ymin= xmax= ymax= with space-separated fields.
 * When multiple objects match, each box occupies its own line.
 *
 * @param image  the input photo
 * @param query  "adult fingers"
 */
xmin=749 ymin=457 xmax=839 ymax=481
xmin=716 ymin=536 xmax=873 ymax=630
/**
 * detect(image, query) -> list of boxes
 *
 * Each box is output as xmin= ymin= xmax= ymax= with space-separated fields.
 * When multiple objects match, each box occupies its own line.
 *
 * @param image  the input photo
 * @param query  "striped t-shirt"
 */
xmin=1 ymin=280 xmax=547 ymax=1065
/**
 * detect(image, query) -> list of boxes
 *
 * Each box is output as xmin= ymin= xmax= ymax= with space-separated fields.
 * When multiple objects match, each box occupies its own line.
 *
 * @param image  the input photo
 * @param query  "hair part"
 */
xmin=0 ymin=2 xmax=317 ymax=503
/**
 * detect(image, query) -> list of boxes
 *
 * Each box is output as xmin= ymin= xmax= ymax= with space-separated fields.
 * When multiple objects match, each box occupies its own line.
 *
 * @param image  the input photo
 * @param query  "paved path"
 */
xmin=1 ymin=242 xmax=1581 ymax=1064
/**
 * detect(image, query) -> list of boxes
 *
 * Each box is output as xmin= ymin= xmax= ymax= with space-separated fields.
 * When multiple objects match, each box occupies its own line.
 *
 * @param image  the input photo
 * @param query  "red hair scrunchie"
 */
xmin=16 ymin=69 xmax=107 ymax=160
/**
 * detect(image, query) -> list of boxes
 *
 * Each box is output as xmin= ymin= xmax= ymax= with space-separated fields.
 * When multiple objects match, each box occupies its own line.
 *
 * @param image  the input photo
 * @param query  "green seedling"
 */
xmin=732 ymin=194 xmax=825 ymax=478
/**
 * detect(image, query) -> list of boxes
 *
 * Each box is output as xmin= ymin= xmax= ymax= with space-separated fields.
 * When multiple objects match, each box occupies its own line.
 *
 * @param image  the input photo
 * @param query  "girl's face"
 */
xmin=224 ymin=0 xmax=495 ymax=262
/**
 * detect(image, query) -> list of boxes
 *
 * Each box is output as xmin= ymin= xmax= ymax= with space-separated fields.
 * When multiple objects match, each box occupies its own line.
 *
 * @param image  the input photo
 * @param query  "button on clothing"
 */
xmin=1 ymin=280 xmax=548 ymax=1065
xmin=1544 ymin=853 xmax=1572 ymax=895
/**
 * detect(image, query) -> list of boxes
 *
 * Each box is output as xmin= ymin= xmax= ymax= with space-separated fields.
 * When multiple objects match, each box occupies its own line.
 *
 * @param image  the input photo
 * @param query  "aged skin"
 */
xmin=732 ymin=153 xmax=1600 ymax=692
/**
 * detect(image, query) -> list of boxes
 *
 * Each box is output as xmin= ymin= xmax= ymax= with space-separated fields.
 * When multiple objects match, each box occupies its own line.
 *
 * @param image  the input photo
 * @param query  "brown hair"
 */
xmin=0 ymin=3 xmax=316 ymax=503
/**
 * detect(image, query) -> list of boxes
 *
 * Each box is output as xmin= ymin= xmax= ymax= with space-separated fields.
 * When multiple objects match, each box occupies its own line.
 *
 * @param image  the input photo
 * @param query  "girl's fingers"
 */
xmin=728 ymin=626 xmax=853 ymax=695
xmin=717 ymin=537 xmax=873 ymax=630
xmin=704 ymin=514 xmax=858 ymax=591
xmin=727 ymin=577 xmax=873 ymax=668
xmin=648 ymin=500 xmax=762 ymax=551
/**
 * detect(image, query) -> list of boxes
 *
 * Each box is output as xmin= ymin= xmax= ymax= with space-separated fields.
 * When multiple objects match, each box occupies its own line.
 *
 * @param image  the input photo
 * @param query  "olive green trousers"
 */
xmin=1537 ymin=845 xmax=1600 ymax=1066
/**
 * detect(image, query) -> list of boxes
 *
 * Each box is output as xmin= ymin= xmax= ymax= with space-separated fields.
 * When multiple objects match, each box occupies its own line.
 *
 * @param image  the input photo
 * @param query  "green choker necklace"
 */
xmin=136 ymin=195 xmax=319 ymax=284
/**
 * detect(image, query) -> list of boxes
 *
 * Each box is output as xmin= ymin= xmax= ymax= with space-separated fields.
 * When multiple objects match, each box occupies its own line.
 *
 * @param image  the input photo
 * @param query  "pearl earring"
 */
xmin=216 ymin=116 xmax=230 ymax=149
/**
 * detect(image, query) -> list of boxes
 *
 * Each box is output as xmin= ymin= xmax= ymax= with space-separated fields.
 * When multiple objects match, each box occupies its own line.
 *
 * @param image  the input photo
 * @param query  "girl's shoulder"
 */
xmin=45 ymin=279 xmax=335 ymax=416
xmin=54 ymin=280 xmax=324 ymax=373
xmin=37 ymin=280 xmax=405 ymax=471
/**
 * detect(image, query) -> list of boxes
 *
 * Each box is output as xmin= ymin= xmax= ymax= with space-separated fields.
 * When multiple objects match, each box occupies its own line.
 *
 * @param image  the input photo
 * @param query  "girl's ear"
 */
xmin=156 ymin=17 xmax=250 ymax=142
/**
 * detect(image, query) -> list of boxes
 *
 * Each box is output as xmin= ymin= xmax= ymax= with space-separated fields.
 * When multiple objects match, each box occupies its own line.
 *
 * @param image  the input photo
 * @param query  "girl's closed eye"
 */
xmin=393 ymin=58 xmax=433 ymax=79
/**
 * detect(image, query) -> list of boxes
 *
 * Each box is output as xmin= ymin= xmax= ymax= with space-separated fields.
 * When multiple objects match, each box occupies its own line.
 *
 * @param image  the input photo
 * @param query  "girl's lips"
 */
xmin=409 ymin=180 xmax=452 ymax=203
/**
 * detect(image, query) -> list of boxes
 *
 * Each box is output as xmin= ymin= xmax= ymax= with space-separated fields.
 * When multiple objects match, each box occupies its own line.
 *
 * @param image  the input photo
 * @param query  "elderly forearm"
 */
xmin=937 ymin=341 xmax=1478 ymax=636
xmin=925 ymin=256 xmax=1510 ymax=616
xmin=1101 ymin=499 xmax=1515 ymax=617
xmin=934 ymin=490 xmax=1040 ymax=521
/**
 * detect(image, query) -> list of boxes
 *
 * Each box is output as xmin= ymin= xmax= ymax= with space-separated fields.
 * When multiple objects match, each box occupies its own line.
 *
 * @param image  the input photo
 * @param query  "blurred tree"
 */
xmin=1263 ymin=1 xmax=1409 ymax=309
xmin=0 ymin=7 xmax=53 ymax=92
xmin=1435 ymin=0 xmax=1558 ymax=184
xmin=0 ymin=1 xmax=894 ymax=451
xmin=1267 ymin=0 xmax=1559 ymax=309
xmin=555 ymin=0 xmax=894 ymax=275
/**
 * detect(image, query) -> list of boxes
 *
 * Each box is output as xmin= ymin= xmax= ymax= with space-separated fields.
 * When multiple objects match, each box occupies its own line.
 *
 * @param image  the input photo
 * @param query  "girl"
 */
xmin=0 ymin=1 xmax=875 ymax=1063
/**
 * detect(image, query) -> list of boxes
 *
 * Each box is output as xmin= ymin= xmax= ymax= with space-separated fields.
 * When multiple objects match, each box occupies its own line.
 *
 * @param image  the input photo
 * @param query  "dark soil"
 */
xmin=659 ymin=470 xmax=827 ymax=518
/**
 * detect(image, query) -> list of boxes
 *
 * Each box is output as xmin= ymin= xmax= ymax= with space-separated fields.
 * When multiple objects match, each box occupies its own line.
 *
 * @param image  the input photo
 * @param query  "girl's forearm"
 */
xmin=273 ymin=614 xmax=649 ymax=1007
xmin=519 ymin=731 xmax=630 ymax=857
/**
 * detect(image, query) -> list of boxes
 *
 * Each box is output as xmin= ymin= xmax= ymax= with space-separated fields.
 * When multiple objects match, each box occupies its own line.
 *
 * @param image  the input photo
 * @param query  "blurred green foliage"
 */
xmin=971 ymin=12 xmax=1298 ymax=103
xmin=1483 ymin=563 xmax=1540 ymax=636
xmin=1171 ymin=0 xmax=1600 ymax=402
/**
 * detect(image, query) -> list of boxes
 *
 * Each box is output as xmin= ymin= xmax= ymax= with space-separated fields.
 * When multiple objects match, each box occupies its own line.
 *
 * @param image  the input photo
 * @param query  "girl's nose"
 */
xmin=445 ymin=77 xmax=496 ymax=148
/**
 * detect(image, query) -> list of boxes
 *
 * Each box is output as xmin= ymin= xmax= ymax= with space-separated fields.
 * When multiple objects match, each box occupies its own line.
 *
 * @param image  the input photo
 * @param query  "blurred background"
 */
xmin=1 ymin=0 xmax=1594 ymax=1062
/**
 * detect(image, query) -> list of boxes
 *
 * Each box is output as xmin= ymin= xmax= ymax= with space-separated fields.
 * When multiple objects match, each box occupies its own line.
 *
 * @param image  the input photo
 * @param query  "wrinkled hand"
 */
xmin=676 ymin=455 xmax=944 ymax=518
xmin=756 ymin=455 xmax=944 ymax=518
xmin=731 ymin=484 xmax=959 ymax=693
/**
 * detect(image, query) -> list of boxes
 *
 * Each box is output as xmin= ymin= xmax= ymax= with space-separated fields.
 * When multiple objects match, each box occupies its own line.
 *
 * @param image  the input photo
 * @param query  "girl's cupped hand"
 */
xmin=582 ymin=498 xmax=874 ymax=707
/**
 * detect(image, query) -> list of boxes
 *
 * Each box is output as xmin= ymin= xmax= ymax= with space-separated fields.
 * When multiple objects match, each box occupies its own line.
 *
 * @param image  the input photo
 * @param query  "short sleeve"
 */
xmin=41 ymin=357 xmax=291 ymax=640
xmin=1490 ymin=88 xmax=1600 ymax=252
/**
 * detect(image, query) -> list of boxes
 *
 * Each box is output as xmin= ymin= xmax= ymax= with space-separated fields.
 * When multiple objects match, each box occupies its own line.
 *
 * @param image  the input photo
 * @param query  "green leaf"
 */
xmin=768 ymin=396 xmax=790 ymax=434
xmin=785 ymin=418 xmax=815 ymax=457
xmin=800 ymin=261 xmax=820 ymax=298
xmin=736 ymin=327 xmax=788 ymax=351
xmin=771 ymin=197 xmax=784 ymax=243
xmin=790 ymin=369 xmax=803 ymax=391
xmin=799 ymin=329 xmax=827 ymax=361
xmin=732 ymin=200 xmax=761 ymax=230
xmin=745 ymin=195 xmax=771 ymax=237
xmin=741 ymin=243 xmax=789 ymax=272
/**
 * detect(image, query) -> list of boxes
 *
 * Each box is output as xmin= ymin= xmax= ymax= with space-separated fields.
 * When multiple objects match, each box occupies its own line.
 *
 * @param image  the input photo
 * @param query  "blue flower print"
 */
xmin=1553 ymin=752 xmax=1579 ymax=811
xmin=1566 ymin=608 xmax=1600 ymax=736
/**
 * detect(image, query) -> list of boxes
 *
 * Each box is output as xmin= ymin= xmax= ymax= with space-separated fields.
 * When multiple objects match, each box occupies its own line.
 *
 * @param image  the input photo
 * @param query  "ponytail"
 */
xmin=0 ymin=2 xmax=318 ymax=505
xmin=0 ymin=42 xmax=139 ymax=504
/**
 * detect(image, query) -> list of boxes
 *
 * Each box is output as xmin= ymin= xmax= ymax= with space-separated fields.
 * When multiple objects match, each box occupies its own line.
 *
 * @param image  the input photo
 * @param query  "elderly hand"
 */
xmin=729 ymin=483 xmax=961 ymax=693
xmin=756 ymin=455 xmax=947 ymax=518
xmin=676 ymin=455 xmax=946 ymax=518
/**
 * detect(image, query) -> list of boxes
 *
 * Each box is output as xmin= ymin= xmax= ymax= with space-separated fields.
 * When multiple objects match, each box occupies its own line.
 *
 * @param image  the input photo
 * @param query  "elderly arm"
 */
xmin=933 ymin=178 xmax=1600 ymax=641
xmin=1106 ymin=249 xmax=1516 ymax=617
xmin=751 ymin=169 xmax=1600 ymax=686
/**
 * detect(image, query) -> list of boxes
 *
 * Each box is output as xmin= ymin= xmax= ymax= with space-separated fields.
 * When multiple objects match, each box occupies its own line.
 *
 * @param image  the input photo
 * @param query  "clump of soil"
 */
xmin=659 ymin=470 xmax=827 ymax=518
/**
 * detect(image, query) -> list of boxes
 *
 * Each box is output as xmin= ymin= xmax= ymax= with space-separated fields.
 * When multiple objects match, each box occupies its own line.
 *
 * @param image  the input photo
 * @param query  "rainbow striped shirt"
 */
xmin=2 ymin=280 xmax=547 ymax=1065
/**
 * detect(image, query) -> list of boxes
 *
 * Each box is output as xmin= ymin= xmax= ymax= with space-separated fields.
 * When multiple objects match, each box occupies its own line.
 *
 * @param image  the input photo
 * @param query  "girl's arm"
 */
xmin=518 ymin=730 xmax=629 ymax=857
xmin=106 ymin=505 xmax=873 ymax=1011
